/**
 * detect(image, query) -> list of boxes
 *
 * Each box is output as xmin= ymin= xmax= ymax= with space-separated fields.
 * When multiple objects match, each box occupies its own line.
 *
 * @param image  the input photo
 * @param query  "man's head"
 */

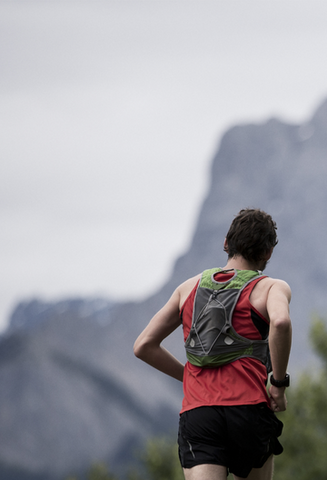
xmin=224 ymin=208 xmax=278 ymax=269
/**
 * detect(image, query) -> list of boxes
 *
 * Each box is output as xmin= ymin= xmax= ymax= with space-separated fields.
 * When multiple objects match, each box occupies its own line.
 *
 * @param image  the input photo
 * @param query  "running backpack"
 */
xmin=184 ymin=268 xmax=271 ymax=371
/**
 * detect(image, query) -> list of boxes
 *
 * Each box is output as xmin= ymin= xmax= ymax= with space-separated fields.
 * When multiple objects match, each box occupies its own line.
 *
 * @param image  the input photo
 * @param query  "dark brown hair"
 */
xmin=224 ymin=208 xmax=278 ymax=263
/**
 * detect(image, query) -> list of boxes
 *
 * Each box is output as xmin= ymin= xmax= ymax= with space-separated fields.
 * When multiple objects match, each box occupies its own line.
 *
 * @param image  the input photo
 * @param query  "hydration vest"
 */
xmin=184 ymin=268 xmax=271 ymax=371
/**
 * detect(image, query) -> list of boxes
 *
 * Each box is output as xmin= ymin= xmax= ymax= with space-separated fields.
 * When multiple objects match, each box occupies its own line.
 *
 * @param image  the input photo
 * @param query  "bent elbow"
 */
xmin=133 ymin=338 xmax=143 ymax=359
xmin=133 ymin=336 xmax=150 ymax=360
xmin=271 ymin=315 xmax=292 ymax=334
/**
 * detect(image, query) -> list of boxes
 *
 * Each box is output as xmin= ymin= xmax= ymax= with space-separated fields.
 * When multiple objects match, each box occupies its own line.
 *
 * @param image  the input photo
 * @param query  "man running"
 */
xmin=134 ymin=208 xmax=292 ymax=480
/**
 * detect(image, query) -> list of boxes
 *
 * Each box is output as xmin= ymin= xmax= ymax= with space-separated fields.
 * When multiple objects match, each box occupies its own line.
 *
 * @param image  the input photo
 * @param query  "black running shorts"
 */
xmin=178 ymin=404 xmax=283 ymax=478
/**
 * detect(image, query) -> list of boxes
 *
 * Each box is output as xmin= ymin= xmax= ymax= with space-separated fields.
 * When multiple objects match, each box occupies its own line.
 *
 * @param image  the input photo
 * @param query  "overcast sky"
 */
xmin=1 ymin=0 xmax=327 ymax=331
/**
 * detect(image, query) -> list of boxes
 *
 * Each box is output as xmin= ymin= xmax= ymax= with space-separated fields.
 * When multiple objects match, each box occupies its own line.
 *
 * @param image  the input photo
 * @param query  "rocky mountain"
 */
xmin=1 ymin=97 xmax=327 ymax=479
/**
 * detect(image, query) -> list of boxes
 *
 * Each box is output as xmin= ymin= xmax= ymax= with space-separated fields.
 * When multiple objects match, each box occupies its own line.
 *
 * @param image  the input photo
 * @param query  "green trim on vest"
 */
xmin=186 ymin=345 xmax=254 ymax=368
xmin=199 ymin=268 xmax=261 ymax=290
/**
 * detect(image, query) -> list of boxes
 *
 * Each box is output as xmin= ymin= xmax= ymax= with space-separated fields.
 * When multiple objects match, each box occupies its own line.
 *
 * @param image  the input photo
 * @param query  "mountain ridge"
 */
xmin=2 ymin=97 xmax=327 ymax=479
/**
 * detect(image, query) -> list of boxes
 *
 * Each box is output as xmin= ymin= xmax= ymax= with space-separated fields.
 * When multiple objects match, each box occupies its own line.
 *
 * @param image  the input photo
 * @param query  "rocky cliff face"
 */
xmin=162 ymin=98 xmax=327 ymax=369
xmin=1 ymin=98 xmax=327 ymax=479
xmin=0 ymin=298 xmax=183 ymax=480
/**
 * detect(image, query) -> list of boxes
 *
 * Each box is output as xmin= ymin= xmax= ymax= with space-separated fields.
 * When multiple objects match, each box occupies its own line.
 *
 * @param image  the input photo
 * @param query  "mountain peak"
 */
xmin=2 ymin=97 xmax=327 ymax=479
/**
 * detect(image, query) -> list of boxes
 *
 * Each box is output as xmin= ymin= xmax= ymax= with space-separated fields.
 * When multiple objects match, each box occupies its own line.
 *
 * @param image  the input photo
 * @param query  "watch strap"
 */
xmin=270 ymin=373 xmax=290 ymax=388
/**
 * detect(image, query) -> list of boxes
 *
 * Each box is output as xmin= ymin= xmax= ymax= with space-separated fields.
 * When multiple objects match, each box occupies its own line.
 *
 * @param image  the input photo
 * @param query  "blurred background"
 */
xmin=1 ymin=0 xmax=327 ymax=332
xmin=2 ymin=2 xmax=327 ymax=480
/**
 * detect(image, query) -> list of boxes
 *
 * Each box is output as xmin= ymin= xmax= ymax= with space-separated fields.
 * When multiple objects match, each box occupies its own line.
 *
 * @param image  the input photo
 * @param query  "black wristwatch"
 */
xmin=270 ymin=373 xmax=290 ymax=388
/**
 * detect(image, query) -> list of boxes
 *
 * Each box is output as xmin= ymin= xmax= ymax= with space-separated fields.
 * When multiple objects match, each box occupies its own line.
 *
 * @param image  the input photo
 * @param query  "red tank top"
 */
xmin=180 ymin=271 xmax=270 ymax=413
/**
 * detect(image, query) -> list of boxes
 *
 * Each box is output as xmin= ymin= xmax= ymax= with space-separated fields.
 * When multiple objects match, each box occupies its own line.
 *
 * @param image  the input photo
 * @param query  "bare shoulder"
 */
xmin=256 ymin=277 xmax=291 ymax=304
xmin=255 ymin=276 xmax=291 ymax=295
xmin=250 ymin=276 xmax=291 ymax=320
xmin=267 ymin=278 xmax=292 ymax=301
xmin=176 ymin=273 xmax=202 ymax=309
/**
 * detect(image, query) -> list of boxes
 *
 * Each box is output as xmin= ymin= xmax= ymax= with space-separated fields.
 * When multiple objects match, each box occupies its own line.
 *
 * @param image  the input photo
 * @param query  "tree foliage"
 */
xmin=274 ymin=316 xmax=327 ymax=480
xmin=129 ymin=436 xmax=184 ymax=480
xmin=65 ymin=438 xmax=184 ymax=480
xmin=66 ymin=462 xmax=119 ymax=480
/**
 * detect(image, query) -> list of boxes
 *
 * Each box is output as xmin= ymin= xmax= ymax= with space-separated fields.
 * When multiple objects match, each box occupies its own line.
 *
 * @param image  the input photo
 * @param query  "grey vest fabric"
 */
xmin=184 ymin=268 xmax=271 ymax=371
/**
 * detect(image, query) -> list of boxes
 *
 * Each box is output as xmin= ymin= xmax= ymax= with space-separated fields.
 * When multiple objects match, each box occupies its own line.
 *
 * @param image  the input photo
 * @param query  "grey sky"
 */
xmin=1 ymin=0 xmax=327 ymax=330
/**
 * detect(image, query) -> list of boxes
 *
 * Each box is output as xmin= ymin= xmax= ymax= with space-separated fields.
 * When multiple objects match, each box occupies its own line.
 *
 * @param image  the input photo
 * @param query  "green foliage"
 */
xmin=65 ymin=438 xmax=184 ymax=480
xmin=65 ymin=462 xmax=119 ymax=480
xmin=310 ymin=315 xmax=327 ymax=367
xmin=274 ymin=316 xmax=327 ymax=480
xmin=129 ymin=436 xmax=184 ymax=480
xmin=87 ymin=463 xmax=119 ymax=480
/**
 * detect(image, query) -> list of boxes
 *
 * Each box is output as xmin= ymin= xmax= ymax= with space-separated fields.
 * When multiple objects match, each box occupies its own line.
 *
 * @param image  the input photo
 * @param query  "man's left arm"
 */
xmin=267 ymin=279 xmax=292 ymax=412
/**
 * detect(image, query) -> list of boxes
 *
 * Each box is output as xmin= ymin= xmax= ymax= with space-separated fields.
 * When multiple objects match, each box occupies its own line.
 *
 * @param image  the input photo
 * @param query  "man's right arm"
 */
xmin=266 ymin=279 xmax=292 ymax=412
